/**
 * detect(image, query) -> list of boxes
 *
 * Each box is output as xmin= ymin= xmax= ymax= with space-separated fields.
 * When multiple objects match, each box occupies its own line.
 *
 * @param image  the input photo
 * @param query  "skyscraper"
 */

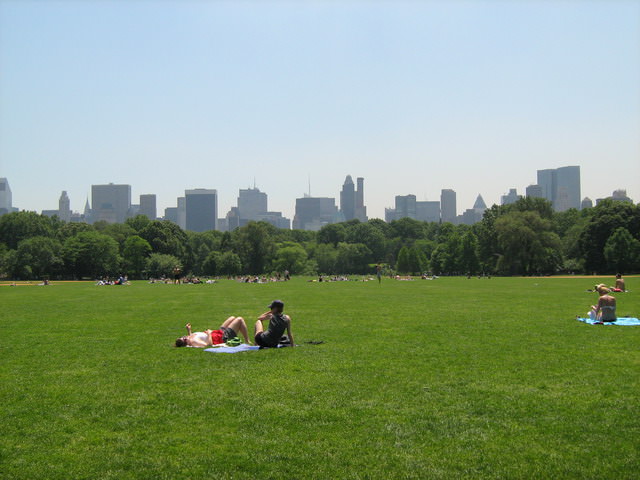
xmin=177 ymin=197 xmax=186 ymax=230
xmin=0 ymin=178 xmax=13 ymax=215
xmin=58 ymin=191 xmax=71 ymax=222
xmin=440 ymin=189 xmax=456 ymax=224
xmin=355 ymin=177 xmax=367 ymax=221
xmin=185 ymin=189 xmax=217 ymax=232
xmin=91 ymin=183 xmax=132 ymax=224
xmin=292 ymin=197 xmax=339 ymax=231
xmin=501 ymin=188 xmax=520 ymax=205
xmin=536 ymin=166 xmax=580 ymax=211
xmin=525 ymin=184 xmax=544 ymax=199
xmin=139 ymin=194 xmax=157 ymax=220
xmin=237 ymin=188 xmax=268 ymax=220
xmin=340 ymin=176 xmax=356 ymax=221
xmin=415 ymin=201 xmax=440 ymax=223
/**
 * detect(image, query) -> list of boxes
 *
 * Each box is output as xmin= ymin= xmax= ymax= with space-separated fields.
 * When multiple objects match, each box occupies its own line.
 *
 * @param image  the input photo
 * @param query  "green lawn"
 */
xmin=1 ymin=277 xmax=638 ymax=479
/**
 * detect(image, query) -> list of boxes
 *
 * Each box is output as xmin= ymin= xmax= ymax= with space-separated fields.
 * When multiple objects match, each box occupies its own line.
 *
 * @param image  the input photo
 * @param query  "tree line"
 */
xmin=0 ymin=197 xmax=639 ymax=280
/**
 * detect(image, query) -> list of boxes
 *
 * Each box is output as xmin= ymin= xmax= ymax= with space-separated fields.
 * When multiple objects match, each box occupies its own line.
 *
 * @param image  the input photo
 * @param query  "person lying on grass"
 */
xmin=254 ymin=300 xmax=295 ymax=348
xmin=588 ymin=285 xmax=617 ymax=323
xmin=175 ymin=317 xmax=251 ymax=347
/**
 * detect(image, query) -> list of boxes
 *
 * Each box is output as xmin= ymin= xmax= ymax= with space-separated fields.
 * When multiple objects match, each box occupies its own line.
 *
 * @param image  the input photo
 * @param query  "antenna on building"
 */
xmin=308 ymin=175 xmax=311 ymax=197
xmin=253 ymin=177 xmax=256 ymax=189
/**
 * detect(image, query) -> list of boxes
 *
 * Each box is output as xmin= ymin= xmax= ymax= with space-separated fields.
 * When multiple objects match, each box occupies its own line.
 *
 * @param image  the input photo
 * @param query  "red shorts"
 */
xmin=210 ymin=330 xmax=224 ymax=344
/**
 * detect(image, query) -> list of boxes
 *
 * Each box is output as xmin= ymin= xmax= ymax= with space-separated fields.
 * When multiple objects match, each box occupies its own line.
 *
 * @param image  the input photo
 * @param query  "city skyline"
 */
xmin=1 ymin=2 xmax=638 ymax=219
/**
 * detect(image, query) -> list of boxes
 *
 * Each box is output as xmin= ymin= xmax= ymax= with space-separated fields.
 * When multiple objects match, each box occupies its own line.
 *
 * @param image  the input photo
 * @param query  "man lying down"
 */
xmin=175 ymin=317 xmax=251 ymax=347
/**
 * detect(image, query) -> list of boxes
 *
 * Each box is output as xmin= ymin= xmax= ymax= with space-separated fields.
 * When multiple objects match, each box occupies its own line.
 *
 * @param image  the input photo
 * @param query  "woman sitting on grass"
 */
xmin=175 ymin=317 xmax=251 ymax=347
xmin=589 ymin=284 xmax=617 ymax=323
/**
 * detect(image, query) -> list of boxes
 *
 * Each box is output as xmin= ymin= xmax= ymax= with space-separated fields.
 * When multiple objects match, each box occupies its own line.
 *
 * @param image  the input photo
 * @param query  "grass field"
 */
xmin=1 ymin=276 xmax=639 ymax=479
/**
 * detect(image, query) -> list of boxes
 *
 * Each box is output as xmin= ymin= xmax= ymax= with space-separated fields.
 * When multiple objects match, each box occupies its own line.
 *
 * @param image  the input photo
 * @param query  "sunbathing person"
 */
xmin=175 ymin=317 xmax=251 ymax=347
xmin=254 ymin=300 xmax=295 ymax=348
xmin=613 ymin=273 xmax=625 ymax=292
xmin=589 ymin=285 xmax=617 ymax=322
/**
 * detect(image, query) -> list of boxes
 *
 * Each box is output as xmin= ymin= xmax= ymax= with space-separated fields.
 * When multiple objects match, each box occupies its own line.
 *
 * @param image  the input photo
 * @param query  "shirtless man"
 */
xmin=589 ymin=285 xmax=617 ymax=323
xmin=175 ymin=316 xmax=251 ymax=347
xmin=254 ymin=300 xmax=295 ymax=348
xmin=614 ymin=274 xmax=625 ymax=292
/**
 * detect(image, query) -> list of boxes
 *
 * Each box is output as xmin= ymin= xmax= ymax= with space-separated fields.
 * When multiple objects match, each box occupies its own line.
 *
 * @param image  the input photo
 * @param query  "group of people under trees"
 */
xmin=588 ymin=274 xmax=627 ymax=323
xmin=175 ymin=300 xmax=294 ymax=348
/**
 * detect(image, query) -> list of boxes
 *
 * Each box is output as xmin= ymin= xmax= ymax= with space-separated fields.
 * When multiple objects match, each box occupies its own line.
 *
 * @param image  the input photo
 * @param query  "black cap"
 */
xmin=269 ymin=300 xmax=284 ymax=309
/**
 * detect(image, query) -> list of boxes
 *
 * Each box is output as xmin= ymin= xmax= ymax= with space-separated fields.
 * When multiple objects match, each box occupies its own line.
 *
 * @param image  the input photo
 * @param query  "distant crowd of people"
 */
xmin=96 ymin=276 xmax=129 ymax=286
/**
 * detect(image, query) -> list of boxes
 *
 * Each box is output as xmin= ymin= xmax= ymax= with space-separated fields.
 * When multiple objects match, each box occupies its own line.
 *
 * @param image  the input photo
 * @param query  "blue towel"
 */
xmin=577 ymin=317 xmax=640 ymax=326
xmin=204 ymin=344 xmax=260 ymax=353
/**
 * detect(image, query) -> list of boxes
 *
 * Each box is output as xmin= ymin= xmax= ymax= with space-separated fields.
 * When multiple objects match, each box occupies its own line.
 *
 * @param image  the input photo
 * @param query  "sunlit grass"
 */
xmin=1 ymin=277 xmax=638 ymax=479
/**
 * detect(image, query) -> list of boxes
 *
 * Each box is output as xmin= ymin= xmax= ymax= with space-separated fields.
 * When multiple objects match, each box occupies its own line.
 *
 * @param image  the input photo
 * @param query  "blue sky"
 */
xmin=1 ymin=0 xmax=639 ymax=220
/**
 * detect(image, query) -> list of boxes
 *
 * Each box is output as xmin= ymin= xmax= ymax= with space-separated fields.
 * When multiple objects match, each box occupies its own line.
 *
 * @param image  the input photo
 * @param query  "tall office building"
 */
xmin=340 ymin=176 xmax=356 ymax=221
xmin=237 ymin=188 xmax=268 ymax=220
xmin=292 ymin=197 xmax=340 ymax=231
xmin=416 ymin=201 xmax=440 ymax=223
xmin=91 ymin=183 xmax=132 ymax=224
xmin=139 ymin=194 xmax=157 ymax=220
xmin=164 ymin=207 xmax=178 ymax=224
xmin=58 ymin=191 xmax=71 ymax=222
xmin=340 ymin=175 xmax=367 ymax=222
xmin=185 ymin=189 xmax=217 ymax=232
xmin=581 ymin=197 xmax=593 ymax=209
xmin=440 ymin=189 xmax=457 ymax=224
xmin=0 ymin=178 xmax=13 ymax=215
xmin=501 ymin=188 xmax=520 ymax=205
xmin=385 ymin=195 xmax=417 ymax=222
xmin=525 ymin=184 xmax=544 ymax=199
xmin=536 ymin=166 xmax=580 ymax=211
xmin=177 ymin=197 xmax=186 ymax=230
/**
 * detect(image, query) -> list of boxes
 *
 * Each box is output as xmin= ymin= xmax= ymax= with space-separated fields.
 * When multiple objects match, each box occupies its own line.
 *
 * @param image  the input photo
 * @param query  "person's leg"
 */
xmin=227 ymin=317 xmax=250 ymax=344
xmin=254 ymin=319 xmax=265 ymax=342
xmin=221 ymin=316 xmax=236 ymax=329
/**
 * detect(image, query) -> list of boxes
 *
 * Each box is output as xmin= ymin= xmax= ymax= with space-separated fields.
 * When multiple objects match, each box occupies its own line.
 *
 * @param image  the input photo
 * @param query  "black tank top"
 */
xmin=261 ymin=313 xmax=288 ymax=346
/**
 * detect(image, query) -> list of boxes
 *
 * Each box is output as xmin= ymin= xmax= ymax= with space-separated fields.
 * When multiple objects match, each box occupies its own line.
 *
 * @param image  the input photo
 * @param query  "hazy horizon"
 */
xmin=1 ymin=1 xmax=638 ymax=220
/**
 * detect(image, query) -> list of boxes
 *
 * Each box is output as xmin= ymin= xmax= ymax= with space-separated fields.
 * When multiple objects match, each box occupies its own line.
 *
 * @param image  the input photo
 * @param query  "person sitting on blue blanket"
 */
xmin=588 ymin=285 xmax=617 ymax=323
xmin=254 ymin=300 xmax=295 ymax=348
xmin=175 ymin=317 xmax=251 ymax=347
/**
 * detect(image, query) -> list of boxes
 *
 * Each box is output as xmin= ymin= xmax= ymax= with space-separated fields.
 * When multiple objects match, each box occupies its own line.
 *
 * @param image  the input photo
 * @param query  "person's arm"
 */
xmin=185 ymin=323 xmax=192 ymax=335
xmin=258 ymin=311 xmax=272 ymax=322
xmin=285 ymin=316 xmax=295 ymax=347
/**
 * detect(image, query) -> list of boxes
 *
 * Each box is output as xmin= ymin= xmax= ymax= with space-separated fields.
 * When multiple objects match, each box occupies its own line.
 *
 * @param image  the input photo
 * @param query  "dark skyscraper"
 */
xmin=537 ymin=166 xmax=581 ymax=211
xmin=91 ymin=183 xmax=131 ymax=224
xmin=185 ymin=189 xmax=217 ymax=232
xmin=139 ymin=194 xmax=157 ymax=220
xmin=440 ymin=189 xmax=456 ymax=224
xmin=340 ymin=175 xmax=356 ymax=221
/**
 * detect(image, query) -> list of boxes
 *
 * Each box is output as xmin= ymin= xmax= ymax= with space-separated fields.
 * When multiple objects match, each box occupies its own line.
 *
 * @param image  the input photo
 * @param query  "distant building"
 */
xmin=596 ymin=189 xmax=634 ymax=205
xmin=581 ymin=197 xmax=593 ymax=209
xmin=385 ymin=194 xmax=417 ymax=222
xmin=501 ymin=188 xmax=521 ymax=205
xmin=292 ymin=196 xmax=340 ymax=231
xmin=525 ymin=184 xmax=544 ymax=199
xmin=415 ymin=201 xmax=440 ymax=223
xmin=139 ymin=194 xmax=157 ymax=220
xmin=339 ymin=175 xmax=367 ymax=222
xmin=0 ymin=178 xmax=13 ymax=215
xmin=458 ymin=194 xmax=487 ymax=225
xmin=164 ymin=207 xmax=178 ymax=224
xmin=177 ymin=197 xmax=186 ymax=230
xmin=185 ymin=189 xmax=217 ymax=232
xmin=91 ymin=183 xmax=132 ymax=224
xmin=440 ymin=189 xmax=457 ymax=224
xmin=58 ymin=191 xmax=71 ymax=222
xmin=536 ymin=166 xmax=581 ymax=211
xmin=256 ymin=211 xmax=291 ymax=230
xmin=41 ymin=210 xmax=59 ymax=218
xmin=238 ymin=188 xmax=268 ymax=220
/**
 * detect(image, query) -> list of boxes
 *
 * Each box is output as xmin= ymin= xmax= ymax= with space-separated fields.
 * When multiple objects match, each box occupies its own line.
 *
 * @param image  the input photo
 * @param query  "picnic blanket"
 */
xmin=204 ymin=344 xmax=261 ymax=353
xmin=577 ymin=317 xmax=640 ymax=326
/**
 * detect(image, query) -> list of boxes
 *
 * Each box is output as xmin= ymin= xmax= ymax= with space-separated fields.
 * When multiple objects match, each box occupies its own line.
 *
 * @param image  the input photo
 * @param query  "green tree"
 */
xmin=335 ymin=242 xmax=372 ymax=274
xmin=139 ymin=220 xmax=189 ymax=260
xmin=123 ymin=235 xmax=152 ymax=278
xmin=201 ymin=251 xmax=222 ymax=276
xmin=313 ymin=243 xmax=338 ymax=274
xmin=63 ymin=231 xmax=121 ymax=278
xmin=218 ymin=251 xmax=243 ymax=276
xmin=0 ymin=211 xmax=54 ymax=249
xmin=460 ymin=231 xmax=480 ymax=275
xmin=604 ymin=227 xmax=640 ymax=273
xmin=396 ymin=246 xmax=412 ymax=274
xmin=272 ymin=242 xmax=308 ymax=274
xmin=146 ymin=253 xmax=181 ymax=278
xmin=15 ymin=236 xmax=64 ymax=279
xmin=317 ymin=223 xmax=346 ymax=247
xmin=344 ymin=223 xmax=386 ymax=261
xmin=125 ymin=215 xmax=152 ymax=234
xmin=234 ymin=222 xmax=275 ymax=274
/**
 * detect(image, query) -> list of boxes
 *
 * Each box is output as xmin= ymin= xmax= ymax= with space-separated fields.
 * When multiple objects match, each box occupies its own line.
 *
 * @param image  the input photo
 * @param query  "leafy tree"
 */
xmin=313 ymin=243 xmax=338 ymax=274
xmin=429 ymin=244 xmax=449 ymax=275
xmin=460 ymin=231 xmax=480 ymax=275
xmin=335 ymin=242 xmax=372 ymax=274
xmin=444 ymin=232 xmax=463 ymax=274
xmin=218 ymin=251 xmax=243 ymax=276
xmin=317 ymin=223 xmax=346 ymax=247
xmin=0 ymin=211 xmax=54 ymax=249
xmin=234 ymin=222 xmax=275 ymax=274
xmin=63 ymin=231 xmax=121 ymax=278
xmin=146 ymin=253 xmax=181 ymax=278
xmin=123 ymin=235 xmax=152 ymax=278
xmin=396 ymin=246 xmax=412 ymax=274
xmin=139 ymin=220 xmax=189 ymax=260
xmin=101 ymin=223 xmax=136 ymax=253
xmin=201 ymin=251 xmax=222 ymax=276
xmin=14 ymin=236 xmax=64 ymax=279
xmin=272 ymin=242 xmax=308 ymax=274
xmin=125 ymin=215 xmax=152 ymax=233
xmin=604 ymin=227 xmax=640 ymax=273
xmin=389 ymin=217 xmax=425 ymax=241
xmin=57 ymin=222 xmax=93 ymax=241
xmin=344 ymin=223 xmax=386 ymax=261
